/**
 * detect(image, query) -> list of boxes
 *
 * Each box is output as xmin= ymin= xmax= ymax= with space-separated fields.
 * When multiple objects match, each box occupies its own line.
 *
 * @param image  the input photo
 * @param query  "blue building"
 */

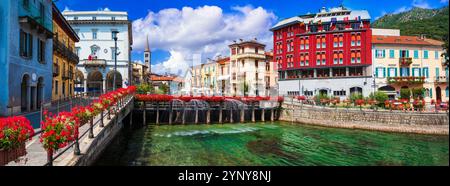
xmin=0 ymin=0 xmax=53 ymax=116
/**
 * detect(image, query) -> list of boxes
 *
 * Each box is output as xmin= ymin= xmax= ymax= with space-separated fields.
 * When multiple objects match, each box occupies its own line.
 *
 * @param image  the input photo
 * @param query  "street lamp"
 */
xmin=112 ymin=30 xmax=119 ymax=91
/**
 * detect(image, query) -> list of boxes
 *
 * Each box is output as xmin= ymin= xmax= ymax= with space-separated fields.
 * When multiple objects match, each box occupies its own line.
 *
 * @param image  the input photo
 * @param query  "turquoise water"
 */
xmin=95 ymin=122 xmax=449 ymax=166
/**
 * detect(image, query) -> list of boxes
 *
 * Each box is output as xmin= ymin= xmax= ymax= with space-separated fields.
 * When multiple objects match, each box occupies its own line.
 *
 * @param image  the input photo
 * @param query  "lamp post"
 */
xmin=112 ymin=31 xmax=119 ymax=91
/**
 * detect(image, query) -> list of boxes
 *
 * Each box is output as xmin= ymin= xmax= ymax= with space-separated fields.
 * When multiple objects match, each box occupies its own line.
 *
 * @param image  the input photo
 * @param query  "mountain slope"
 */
xmin=372 ymin=6 xmax=449 ymax=40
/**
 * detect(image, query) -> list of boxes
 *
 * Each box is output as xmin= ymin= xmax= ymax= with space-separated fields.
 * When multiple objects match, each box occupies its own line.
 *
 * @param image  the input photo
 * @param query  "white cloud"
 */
xmin=412 ymin=0 xmax=432 ymax=9
xmin=393 ymin=6 xmax=411 ymax=14
xmin=132 ymin=5 xmax=276 ymax=75
xmin=440 ymin=0 xmax=449 ymax=3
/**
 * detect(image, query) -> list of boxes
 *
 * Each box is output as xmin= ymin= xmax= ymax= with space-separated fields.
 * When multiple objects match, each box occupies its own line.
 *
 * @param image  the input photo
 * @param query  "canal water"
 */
xmin=95 ymin=122 xmax=449 ymax=166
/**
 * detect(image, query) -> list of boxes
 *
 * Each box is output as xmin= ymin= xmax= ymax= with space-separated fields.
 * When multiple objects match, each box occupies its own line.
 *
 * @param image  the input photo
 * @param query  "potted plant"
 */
xmin=40 ymin=112 xmax=79 ymax=161
xmin=0 ymin=116 xmax=34 ymax=165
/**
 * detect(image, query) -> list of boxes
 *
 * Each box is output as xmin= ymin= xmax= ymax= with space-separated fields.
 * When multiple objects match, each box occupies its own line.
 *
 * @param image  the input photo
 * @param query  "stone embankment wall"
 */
xmin=279 ymin=100 xmax=449 ymax=135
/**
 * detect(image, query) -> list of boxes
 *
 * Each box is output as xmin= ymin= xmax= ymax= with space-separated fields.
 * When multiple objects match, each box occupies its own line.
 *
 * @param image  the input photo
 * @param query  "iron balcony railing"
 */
xmin=20 ymin=0 xmax=53 ymax=32
xmin=387 ymin=76 xmax=425 ymax=84
xmin=53 ymin=39 xmax=79 ymax=64
xmin=435 ymin=76 xmax=448 ymax=84
xmin=399 ymin=57 xmax=413 ymax=67
xmin=53 ymin=63 xmax=60 ymax=77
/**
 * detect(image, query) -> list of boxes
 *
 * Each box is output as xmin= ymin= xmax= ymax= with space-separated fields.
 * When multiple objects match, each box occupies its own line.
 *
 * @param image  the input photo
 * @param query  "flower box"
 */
xmin=0 ymin=144 xmax=26 ymax=166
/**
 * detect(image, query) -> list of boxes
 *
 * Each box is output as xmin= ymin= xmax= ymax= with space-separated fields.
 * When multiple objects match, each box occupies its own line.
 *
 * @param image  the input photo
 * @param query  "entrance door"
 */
xmin=436 ymin=86 xmax=442 ymax=102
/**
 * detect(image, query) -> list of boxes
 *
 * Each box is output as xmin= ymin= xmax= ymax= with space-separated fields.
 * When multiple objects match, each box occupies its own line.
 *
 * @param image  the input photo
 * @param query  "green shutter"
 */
xmin=412 ymin=68 xmax=415 ymax=77
xmin=406 ymin=50 xmax=410 ymax=58
xmin=375 ymin=67 xmax=379 ymax=77
xmin=436 ymin=67 xmax=440 ymax=79
xmin=382 ymin=50 xmax=386 ymax=58
xmin=414 ymin=50 xmax=418 ymax=59
xmin=395 ymin=68 xmax=398 ymax=77
xmin=430 ymin=89 xmax=433 ymax=98
xmin=387 ymin=68 xmax=391 ymax=77
xmin=383 ymin=68 xmax=386 ymax=77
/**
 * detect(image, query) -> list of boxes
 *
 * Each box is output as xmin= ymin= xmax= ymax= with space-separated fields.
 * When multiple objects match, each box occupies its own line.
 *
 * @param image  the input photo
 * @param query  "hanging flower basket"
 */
xmin=0 ymin=116 xmax=34 ymax=165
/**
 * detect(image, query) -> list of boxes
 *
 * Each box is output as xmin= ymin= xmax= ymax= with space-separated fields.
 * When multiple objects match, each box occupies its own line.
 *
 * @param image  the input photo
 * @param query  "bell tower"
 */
xmin=144 ymin=35 xmax=151 ymax=74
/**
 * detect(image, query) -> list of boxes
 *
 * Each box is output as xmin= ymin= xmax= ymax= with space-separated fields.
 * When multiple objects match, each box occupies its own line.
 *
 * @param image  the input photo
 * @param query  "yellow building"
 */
xmin=52 ymin=3 xmax=80 ymax=100
xmin=131 ymin=62 xmax=149 ymax=85
xmin=372 ymin=32 xmax=448 ymax=103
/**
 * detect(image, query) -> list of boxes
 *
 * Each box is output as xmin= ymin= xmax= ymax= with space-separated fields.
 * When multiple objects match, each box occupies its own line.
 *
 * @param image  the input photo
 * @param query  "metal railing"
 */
xmin=20 ymin=0 xmax=53 ymax=31
xmin=43 ymin=94 xmax=133 ymax=166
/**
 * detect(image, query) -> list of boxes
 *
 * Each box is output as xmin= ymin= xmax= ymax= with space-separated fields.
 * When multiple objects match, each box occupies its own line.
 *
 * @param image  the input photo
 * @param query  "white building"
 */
xmin=63 ymin=9 xmax=133 ymax=93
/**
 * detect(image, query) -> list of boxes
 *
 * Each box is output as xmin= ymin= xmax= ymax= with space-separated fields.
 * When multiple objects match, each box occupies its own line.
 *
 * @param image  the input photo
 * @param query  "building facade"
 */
xmin=372 ymin=29 xmax=449 ymax=102
xmin=62 ymin=9 xmax=133 ymax=94
xmin=271 ymin=6 xmax=373 ymax=99
xmin=0 ymin=0 xmax=53 ymax=116
xmin=228 ymin=39 xmax=274 ymax=96
xmin=52 ymin=3 xmax=80 ymax=100
xmin=131 ymin=62 xmax=149 ymax=85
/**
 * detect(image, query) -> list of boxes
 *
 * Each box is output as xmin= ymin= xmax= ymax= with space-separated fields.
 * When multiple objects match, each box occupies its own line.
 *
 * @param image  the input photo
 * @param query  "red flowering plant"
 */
xmin=355 ymin=99 xmax=365 ymax=106
xmin=297 ymin=95 xmax=307 ymax=101
xmin=91 ymin=100 xmax=106 ymax=116
xmin=413 ymin=99 xmax=426 ymax=110
xmin=277 ymin=96 xmax=284 ymax=103
xmin=40 ymin=111 xmax=79 ymax=153
xmin=330 ymin=97 xmax=340 ymax=106
xmin=71 ymin=106 xmax=94 ymax=125
xmin=0 ymin=116 xmax=34 ymax=150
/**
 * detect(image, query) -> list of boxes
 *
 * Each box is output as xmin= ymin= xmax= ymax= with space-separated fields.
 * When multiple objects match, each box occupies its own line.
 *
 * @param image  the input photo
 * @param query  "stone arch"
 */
xmin=378 ymin=85 xmax=395 ymax=92
xmin=350 ymin=86 xmax=363 ymax=96
xmin=21 ymin=74 xmax=30 ymax=112
xmin=106 ymin=70 xmax=123 ymax=91
xmin=87 ymin=70 xmax=103 ymax=95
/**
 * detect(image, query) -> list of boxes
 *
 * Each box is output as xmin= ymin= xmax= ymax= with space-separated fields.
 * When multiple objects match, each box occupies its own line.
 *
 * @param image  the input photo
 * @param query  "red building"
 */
xmin=271 ymin=6 xmax=374 ymax=98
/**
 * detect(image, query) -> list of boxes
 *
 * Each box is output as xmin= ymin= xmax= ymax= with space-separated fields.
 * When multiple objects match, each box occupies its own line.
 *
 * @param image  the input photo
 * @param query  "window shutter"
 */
xmin=412 ymin=68 xmax=415 ymax=77
xmin=395 ymin=68 xmax=398 ymax=77
xmin=382 ymin=50 xmax=385 ymax=58
xmin=430 ymin=89 xmax=433 ymax=98
xmin=387 ymin=68 xmax=391 ymax=77
xmin=383 ymin=68 xmax=386 ymax=77
xmin=375 ymin=67 xmax=379 ymax=77
xmin=406 ymin=50 xmax=410 ymax=58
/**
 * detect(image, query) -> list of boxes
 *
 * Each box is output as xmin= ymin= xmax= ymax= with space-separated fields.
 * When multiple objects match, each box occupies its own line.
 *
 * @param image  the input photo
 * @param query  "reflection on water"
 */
xmin=95 ymin=122 xmax=449 ymax=166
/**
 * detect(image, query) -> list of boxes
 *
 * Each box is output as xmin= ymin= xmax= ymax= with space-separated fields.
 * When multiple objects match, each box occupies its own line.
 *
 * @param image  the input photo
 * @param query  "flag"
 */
xmin=330 ymin=17 xmax=337 ymax=27
xmin=343 ymin=17 xmax=349 ymax=23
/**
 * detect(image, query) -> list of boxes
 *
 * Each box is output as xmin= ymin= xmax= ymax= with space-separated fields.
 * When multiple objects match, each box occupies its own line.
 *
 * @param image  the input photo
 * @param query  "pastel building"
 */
xmin=372 ymin=29 xmax=449 ymax=102
xmin=228 ymin=39 xmax=275 ymax=96
xmin=0 ymin=0 xmax=54 ymax=116
xmin=62 ymin=9 xmax=133 ymax=94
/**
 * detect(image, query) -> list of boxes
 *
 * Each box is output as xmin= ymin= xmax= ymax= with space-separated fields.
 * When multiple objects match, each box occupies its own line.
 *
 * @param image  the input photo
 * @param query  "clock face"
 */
xmin=104 ymin=49 xmax=108 ymax=53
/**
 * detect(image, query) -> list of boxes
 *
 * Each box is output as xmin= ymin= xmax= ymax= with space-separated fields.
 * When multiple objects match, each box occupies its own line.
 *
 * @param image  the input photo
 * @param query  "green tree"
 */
xmin=442 ymin=34 xmax=449 ymax=69
xmin=349 ymin=92 xmax=363 ymax=103
xmin=136 ymin=83 xmax=154 ymax=94
xmin=369 ymin=91 xmax=389 ymax=107
xmin=411 ymin=88 xmax=425 ymax=99
xmin=400 ymin=88 xmax=411 ymax=99
xmin=159 ymin=84 xmax=169 ymax=94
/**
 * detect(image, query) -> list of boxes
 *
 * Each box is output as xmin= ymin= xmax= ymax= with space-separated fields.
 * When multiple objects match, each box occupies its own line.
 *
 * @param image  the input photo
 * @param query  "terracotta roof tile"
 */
xmin=372 ymin=35 xmax=443 ymax=46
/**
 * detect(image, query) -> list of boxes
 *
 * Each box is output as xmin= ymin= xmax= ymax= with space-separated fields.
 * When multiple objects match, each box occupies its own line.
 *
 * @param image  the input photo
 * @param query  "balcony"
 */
xmin=62 ymin=72 xmax=70 ymax=80
xmin=387 ymin=76 xmax=425 ymax=85
xmin=80 ymin=59 xmax=107 ymax=68
xmin=53 ymin=39 xmax=79 ymax=64
xmin=234 ymin=52 xmax=266 ymax=60
xmin=53 ymin=63 xmax=59 ymax=77
xmin=19 ymin=0 xmax=52 ymax=38
xmin=399 ymin=57 xmax=413 ymax=67
xmin=435 ymin=76 xmax=448 ymax=84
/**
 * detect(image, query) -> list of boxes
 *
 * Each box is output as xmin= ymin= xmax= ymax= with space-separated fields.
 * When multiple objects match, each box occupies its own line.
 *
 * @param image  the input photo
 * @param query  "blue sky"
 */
xmin=55 ymin=0 xmax=449 ymax=75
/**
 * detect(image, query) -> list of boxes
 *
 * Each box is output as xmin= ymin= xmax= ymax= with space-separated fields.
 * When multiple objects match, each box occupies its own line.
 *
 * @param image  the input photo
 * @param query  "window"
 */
xmin=321 ymin=37 xmax=326 ymax=48
xmin=19 ymin=30 xmax=32 ymax=58
xmin=424 ymin=50 xmax=429 ymax=59
xmin=390 ymin=50 xmax=395 ymax=58
xmin=351 ymin=52 xmax=356 ymax=63
xmin=400 ymin=67 xmax=410 ymax=77
xmin=333 ymin=90 xmax=346 ymax=96
xmin=62 ymin=82 xmax=66 ymax=96
xmin=351 ymin=34 xmax=356 ymax=46
xmin=414 ymin=50 xmax=419 ymax=59
xmin=23 ymin=0 xmax=29 ymax=9
xmin=321 ymin=53 xmax=326 ymax=65
xmin=76 ymin=47 xmax=81 ymax=57
xmin=333 ymin=53 xmax=338 ymax=64
xmin=356 ymin=34 xmax=361 ymax=46
xmin=74 ymin=16 xmax=78 ymax=20
xmin=351 ymin=23 xmax=360 ymax=30
xmin=375 ymin=49 xmax=385 ymax=58
xmin=339 ymin=53 xmax=343 ymax=64
xmin=55 ymin=80 xmax=59 ymax=95
xmin=388 ymin=67 xmax=397 ymax=77
xmin=112 ymin=17 xmax=116 ymax=21
xmin=304 ymin=91 xmax=313 ymax=96
xmin=423 ymin=67 xmax=429 ymax=78
xmin=333 ymin=36 xmax=338 ymax=48
xmin=339 ymin=35 xmax=344 ymax=47
xmin=92 ymin=29 xmax=98 ymax=40
xmin=400 ymin=50 xmax=409 ymax=58
xmin=412 ymin=68 xmax=421 ymax=77
xmin=38 ymin=40 xmax=45 ymax=63
xmin=316 ymin=53 xmax=321 ymax=65
xmin=316 ymin=38 xmax=321 ymax=49
xmin=93 ymin=16 xmax=97 ymax=20
xmin=435 ymin=51 xmax=439 ymax=59
xmin=376 ymin=67 xmax=385 ymax=78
